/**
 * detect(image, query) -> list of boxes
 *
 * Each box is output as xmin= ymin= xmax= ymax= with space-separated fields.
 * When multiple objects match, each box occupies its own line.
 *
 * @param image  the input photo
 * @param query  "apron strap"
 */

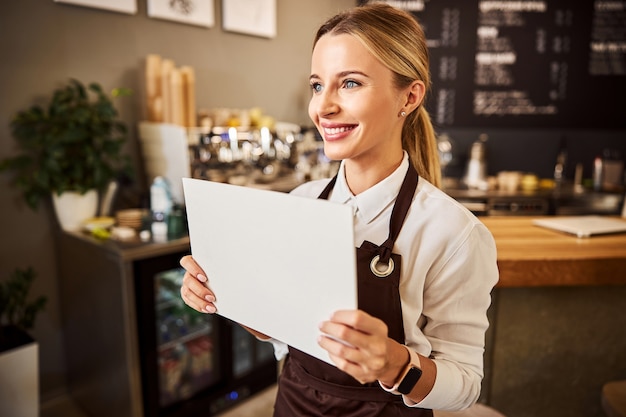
xmin=379 ymin=163 xmax=418 ymax=263
xmin=317 ymin=174 xmax=337 ymax=200
xmin=317 ymin=163 xmax=419 ymax=264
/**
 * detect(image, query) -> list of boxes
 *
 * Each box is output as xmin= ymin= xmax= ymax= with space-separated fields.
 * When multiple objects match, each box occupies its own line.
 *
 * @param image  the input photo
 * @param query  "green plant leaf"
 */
xmin=0 ymin=78 xmax=135 ymax=210
xmin=0 ymin=267 xmax=47 ymax=331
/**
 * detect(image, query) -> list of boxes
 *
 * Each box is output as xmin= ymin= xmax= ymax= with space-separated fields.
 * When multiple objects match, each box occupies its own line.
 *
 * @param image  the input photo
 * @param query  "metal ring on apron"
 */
xmin=370 ymin=255 xmax=394 ymax=277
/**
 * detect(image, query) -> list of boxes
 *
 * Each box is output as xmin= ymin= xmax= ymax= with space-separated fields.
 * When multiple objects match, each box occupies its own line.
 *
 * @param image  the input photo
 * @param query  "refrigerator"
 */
xmin=133 ymin=250 xmax=278 ymax=416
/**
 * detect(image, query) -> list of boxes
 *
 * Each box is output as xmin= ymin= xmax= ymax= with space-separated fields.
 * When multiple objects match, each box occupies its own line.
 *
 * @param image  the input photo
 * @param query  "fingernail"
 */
xmin=197 ymin=274 xmax=207 ymax=282
xmin=205 ymin=304 xmax=216 ymax=313
xmin=205 ymin=294 xmax=215 ymax=302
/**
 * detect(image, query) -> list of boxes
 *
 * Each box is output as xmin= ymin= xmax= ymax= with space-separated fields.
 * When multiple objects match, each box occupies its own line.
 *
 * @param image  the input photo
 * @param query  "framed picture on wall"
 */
xmin=54 ymin=0 xmax=137 ymax=14
xmin=147 ymin=0 xmax=215 ymax=28
xmin=222 ymin=0 xmax=276 ymax=38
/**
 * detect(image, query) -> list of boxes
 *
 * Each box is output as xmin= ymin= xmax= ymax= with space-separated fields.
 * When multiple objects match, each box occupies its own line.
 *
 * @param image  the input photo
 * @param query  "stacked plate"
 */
xmin=116 ymin=209 xmax=148 ymax=230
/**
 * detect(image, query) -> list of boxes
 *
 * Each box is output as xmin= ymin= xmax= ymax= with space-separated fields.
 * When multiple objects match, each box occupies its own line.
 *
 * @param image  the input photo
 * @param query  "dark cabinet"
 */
xmin=57 ymin=233 xmax=277 ymax=417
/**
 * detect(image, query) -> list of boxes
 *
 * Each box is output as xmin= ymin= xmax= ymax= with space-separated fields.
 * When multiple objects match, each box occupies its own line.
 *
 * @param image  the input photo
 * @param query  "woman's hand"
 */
xmin=179 ymin=255 xmax=217 ymax=313
xmin=318 ymin=310 xmax=408 ymax=385
xmin=179 ymin=256 xmax=273 ymax=341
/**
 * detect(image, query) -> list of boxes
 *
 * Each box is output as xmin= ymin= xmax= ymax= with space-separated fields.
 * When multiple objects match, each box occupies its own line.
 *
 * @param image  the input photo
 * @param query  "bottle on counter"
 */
xmin=151 ymin=176 xmax=173 ymax=242
xmin=463 ymin=133 xmax=488 ymax=190
xmin=167 ymin=204 xmax=186 ymax=240
xmin=593 ymin=156 xmax=603 ymax=192
xmin=553 ymin=137 xmax=568 ymax=188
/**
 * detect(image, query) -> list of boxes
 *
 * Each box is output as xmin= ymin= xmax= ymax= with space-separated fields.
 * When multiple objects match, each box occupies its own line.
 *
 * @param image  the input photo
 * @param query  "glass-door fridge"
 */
xmin=133 ymin=251 xmax=277 ymax=416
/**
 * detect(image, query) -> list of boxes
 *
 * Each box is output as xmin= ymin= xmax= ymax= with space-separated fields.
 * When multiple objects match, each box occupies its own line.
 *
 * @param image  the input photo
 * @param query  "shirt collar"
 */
xmin=329 ymin=152 xmax=410 ymax=224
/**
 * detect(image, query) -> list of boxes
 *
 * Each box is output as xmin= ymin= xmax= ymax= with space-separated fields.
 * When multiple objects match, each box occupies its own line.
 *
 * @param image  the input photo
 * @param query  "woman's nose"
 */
xmin=314 ymin=90 xmax=339 ymax=116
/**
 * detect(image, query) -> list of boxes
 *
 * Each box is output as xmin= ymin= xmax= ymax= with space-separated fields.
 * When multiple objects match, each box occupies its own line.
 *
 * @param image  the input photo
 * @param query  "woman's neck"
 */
xmin=344 ymin=151 xmax=404 ymax=195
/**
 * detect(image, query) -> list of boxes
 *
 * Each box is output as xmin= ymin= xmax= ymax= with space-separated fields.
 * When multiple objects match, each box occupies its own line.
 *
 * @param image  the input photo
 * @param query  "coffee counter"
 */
xmin=480 ymin=216 xmax=626 ymax=287
xmin=477 ymin=216 xmax=626 ymax=417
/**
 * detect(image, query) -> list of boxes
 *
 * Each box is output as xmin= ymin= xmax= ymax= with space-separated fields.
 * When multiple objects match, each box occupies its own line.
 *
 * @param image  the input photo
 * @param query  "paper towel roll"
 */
xmin=181 ymin=66 xmax=196 ymax=127
xmin=161 ymin=59 xmax=175 ymax=123
xmin=170 ymin=68 xmax=185 ymax=126
xmin=145 ymin=54 xmax=162 ymax=121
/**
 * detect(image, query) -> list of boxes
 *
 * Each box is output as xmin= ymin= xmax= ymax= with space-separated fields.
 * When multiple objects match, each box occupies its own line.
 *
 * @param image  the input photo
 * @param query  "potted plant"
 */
xmin=0 ymin=267 xmax=47 ymax=416
xmin=0 ymin=78 xmax=133 ymax=230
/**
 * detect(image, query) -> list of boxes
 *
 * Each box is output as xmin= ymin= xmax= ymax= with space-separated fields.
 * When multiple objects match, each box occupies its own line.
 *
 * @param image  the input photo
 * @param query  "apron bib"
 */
xmin=273 ymin=164 xmax=432 ymax=417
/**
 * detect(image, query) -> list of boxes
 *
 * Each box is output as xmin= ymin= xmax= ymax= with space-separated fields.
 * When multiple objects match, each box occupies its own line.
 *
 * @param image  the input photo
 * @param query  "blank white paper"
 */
xmin=183 ymin=178 xmax=357 ymax=365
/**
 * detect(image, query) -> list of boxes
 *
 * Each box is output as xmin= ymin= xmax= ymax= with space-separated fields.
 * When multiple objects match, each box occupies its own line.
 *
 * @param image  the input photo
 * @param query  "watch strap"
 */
xmin=379 ymin=345 xmax=422 ymax=395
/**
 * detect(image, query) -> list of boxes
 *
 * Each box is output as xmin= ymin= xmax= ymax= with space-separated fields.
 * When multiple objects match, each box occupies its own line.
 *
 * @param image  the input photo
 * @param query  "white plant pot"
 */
xmin=0 ymin=341 xmax=39 ymax=417
xmin=52 ymin=189 xmax=98 ymax=231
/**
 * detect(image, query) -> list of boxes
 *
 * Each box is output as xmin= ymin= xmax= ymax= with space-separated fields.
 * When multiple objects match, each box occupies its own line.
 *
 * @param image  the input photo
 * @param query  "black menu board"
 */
xmin=360 ymin=0 xmax=626 ymax=128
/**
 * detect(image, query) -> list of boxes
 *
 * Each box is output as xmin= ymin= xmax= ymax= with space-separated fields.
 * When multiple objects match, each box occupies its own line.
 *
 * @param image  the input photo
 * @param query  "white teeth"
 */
xmin=324 ymin=126 xmax=353 ymax=135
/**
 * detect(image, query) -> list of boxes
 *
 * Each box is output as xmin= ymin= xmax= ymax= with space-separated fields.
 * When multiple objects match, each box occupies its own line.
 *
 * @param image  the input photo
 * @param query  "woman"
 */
xmin=180 ymin=3 xmax=498 ymax=415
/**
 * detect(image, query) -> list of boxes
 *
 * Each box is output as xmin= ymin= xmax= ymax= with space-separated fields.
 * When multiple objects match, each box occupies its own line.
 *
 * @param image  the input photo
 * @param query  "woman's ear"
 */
xmin=404 ymin=80 xmax=426 ymax=114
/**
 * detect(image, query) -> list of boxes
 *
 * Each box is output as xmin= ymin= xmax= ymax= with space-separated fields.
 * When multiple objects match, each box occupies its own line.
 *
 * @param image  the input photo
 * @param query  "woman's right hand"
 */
xmin=179 ymin=255 xmax=216 ymax=313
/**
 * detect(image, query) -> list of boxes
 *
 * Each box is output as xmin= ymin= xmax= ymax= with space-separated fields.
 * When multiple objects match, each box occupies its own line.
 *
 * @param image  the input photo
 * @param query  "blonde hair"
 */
xmin=313 ymin=2 xmax=441 ymax=187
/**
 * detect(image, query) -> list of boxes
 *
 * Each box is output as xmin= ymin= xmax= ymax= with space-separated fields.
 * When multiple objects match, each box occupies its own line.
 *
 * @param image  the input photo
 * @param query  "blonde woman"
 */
xmin=180 ymin=3 xmax=498 ymax=415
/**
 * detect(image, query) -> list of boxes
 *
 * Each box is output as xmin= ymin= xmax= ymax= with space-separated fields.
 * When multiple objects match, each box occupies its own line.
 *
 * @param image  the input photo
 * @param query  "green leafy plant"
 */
xmin=0 ymin=267 xmax=47 ymax=332
xmin=0 ymin=78 xmax=134 ymax=210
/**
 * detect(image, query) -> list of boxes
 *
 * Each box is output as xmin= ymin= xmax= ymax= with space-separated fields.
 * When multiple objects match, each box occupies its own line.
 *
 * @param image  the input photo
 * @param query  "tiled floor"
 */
xmin=41 ymin=384 xmax=278 ymax=417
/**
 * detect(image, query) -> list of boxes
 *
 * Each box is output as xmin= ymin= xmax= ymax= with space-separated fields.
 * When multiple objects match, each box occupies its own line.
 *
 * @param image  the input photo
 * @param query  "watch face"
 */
xmin=397 ymin=366 xmax=423 ymax=395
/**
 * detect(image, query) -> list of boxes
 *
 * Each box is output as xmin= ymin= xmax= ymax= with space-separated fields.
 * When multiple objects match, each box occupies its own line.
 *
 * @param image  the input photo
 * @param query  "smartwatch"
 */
xmin=380 ymin=346 xmax=422 ymax=395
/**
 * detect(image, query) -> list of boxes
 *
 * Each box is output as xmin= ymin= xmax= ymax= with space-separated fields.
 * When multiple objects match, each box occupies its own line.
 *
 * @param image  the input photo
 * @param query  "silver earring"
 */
xmin=400 ymin=111 xmax=407 ymax=117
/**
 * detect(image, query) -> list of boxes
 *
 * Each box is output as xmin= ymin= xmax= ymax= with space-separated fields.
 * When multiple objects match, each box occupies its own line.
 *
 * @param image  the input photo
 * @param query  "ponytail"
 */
xmin=403 ymin=106 xmax=441 ymax=188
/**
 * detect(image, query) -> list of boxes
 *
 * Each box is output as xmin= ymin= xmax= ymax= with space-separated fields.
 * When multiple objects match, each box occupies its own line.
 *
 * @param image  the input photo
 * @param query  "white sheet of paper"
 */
xmin=182 ymin=178 xmax=357 ymax=365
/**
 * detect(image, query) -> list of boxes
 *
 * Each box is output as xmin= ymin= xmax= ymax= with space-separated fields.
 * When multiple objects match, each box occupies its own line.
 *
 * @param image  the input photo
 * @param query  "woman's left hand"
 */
xmin=318 ymin=309 xmax=406 ymax=384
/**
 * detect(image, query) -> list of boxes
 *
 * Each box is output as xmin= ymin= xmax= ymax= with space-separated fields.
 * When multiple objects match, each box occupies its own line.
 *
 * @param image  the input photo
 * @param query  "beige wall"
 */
xmin=0 ymin=0 xmax=354 ymax=401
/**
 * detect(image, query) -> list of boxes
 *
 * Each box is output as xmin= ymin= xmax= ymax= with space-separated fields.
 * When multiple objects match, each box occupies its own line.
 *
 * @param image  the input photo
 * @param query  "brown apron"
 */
xmin=273 ymin=164 xmax=432 ymax=416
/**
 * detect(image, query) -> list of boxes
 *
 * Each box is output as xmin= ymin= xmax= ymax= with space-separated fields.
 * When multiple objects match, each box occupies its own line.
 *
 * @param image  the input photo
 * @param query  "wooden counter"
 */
xmin=480 ymin=216 xmax=626 ymax=287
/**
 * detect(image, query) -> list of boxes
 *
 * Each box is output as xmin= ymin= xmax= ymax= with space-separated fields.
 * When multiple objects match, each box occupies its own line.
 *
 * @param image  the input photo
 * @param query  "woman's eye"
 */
xmin=311 ymin=82 xmax=323 ymax=93
xmin=344 ymin=80 xmax=359 ymax=89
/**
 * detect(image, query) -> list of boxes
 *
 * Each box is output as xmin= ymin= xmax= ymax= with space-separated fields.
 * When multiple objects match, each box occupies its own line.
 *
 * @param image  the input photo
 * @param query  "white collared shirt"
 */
xmin=280 ymin=152 xmax=499 ymax=411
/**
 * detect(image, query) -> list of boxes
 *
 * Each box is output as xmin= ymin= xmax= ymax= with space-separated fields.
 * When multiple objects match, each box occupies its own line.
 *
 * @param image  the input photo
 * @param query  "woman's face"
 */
xmin=308 ymin=33 xmax=408 ymax=168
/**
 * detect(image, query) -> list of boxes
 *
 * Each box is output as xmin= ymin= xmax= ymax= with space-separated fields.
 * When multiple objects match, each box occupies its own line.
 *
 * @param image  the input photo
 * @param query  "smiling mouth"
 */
xmin=323 ymin=125 xmax=356 ymax=135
